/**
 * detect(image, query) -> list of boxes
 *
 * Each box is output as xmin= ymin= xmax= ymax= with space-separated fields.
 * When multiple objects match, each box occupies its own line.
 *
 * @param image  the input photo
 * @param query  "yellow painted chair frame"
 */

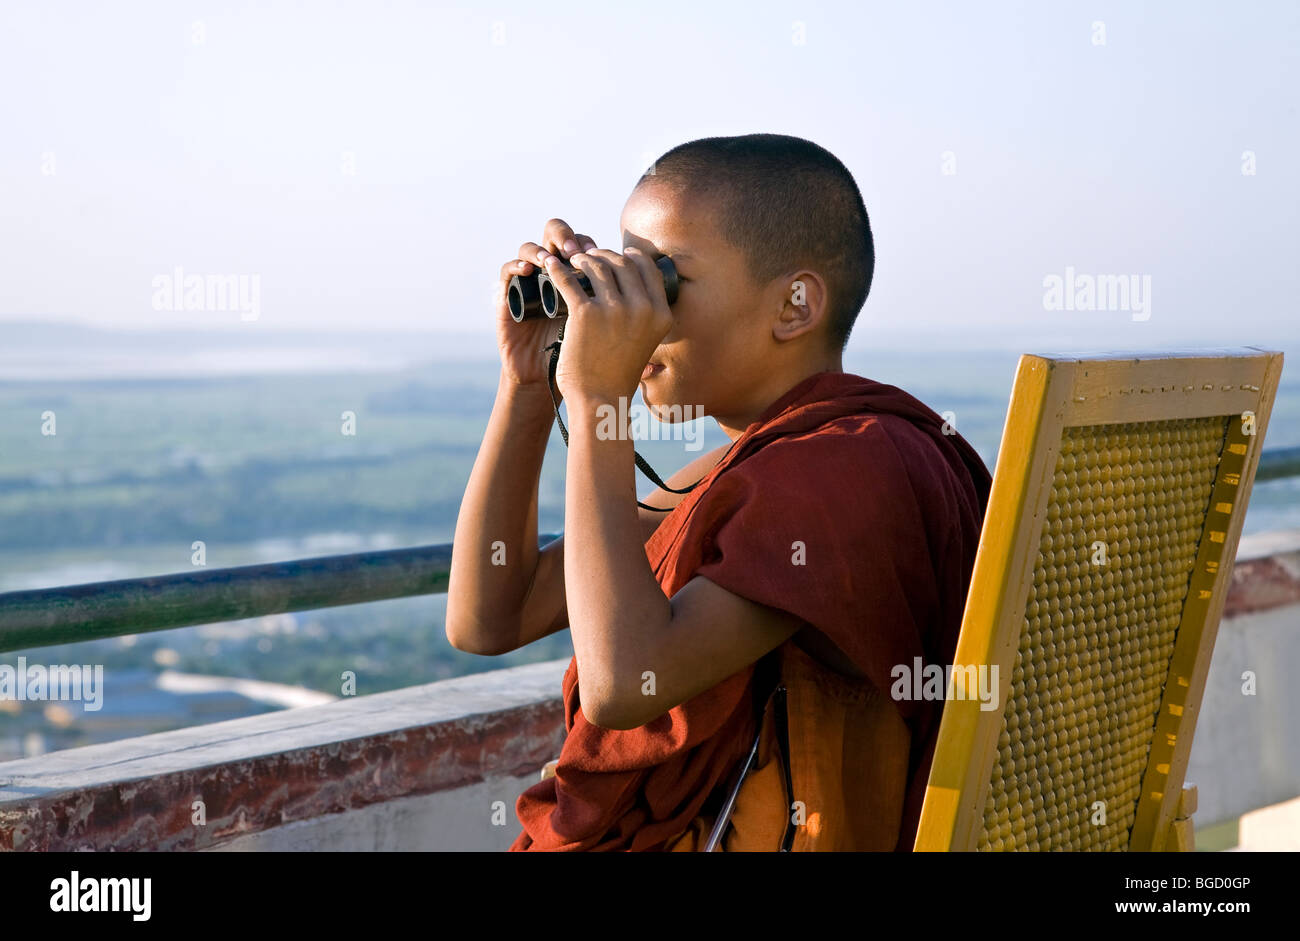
xmin=914 ymin=348 xmax=1284 ymax=852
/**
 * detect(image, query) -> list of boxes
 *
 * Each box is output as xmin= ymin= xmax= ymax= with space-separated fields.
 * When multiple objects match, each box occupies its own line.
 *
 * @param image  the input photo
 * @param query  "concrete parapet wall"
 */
xmin=1186 ymin=532 xmax=1300 ymax=828
xmin=0 ymin=659 xmax=568 ymax=851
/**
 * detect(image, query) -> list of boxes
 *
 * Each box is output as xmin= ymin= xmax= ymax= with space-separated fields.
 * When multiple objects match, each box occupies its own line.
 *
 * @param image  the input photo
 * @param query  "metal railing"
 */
xmin=1 ymin=440 xmax=1297 ymax=656
xmin=0 ymin=536 xmax=560 ymax=655
xmin=1257 ymin=444 xmax=1300 ymax=482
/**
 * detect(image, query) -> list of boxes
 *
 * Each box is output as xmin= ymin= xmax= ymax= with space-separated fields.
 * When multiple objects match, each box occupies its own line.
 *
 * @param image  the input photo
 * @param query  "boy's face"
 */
xmin=620 ymin=181 xmax=779 ymax=425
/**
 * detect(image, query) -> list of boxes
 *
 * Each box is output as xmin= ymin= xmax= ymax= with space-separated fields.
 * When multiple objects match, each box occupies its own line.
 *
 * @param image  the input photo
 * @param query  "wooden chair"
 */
xmin=914 ymin=348 xmax=1284 ymax=851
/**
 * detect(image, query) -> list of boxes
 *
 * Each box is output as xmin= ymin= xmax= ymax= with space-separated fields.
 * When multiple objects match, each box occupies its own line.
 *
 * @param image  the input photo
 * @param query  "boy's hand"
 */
xmin=547 ymin=247 xmax=673 ymax=404
xmin=495 ymin=219 xmax=597 ymax=389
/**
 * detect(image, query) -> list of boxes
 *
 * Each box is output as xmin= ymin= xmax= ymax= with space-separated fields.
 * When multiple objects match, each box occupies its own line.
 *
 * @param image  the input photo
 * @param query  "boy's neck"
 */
xmin=714 ymin=353 xmax=844 ymax=441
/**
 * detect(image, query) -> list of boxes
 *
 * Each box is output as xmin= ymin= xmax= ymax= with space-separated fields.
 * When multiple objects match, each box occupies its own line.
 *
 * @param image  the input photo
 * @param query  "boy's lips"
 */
xmin=641 ymin=362 xmax=666 ymax=380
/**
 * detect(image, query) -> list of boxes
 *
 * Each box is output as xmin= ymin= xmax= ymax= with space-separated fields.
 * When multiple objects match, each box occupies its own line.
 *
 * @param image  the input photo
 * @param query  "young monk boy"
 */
xmin=446 ymin=133 xmax=992 ymax=852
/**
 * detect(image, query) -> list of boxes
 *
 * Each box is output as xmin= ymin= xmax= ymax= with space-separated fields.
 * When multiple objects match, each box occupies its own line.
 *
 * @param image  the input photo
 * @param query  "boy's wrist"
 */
xmin=563 ymin=389 xmax=619 ymax=408
xmin=563 ymin=394 xmax=641 ymax=453
xmin=497 ymin=371 xmax=559 ymax=418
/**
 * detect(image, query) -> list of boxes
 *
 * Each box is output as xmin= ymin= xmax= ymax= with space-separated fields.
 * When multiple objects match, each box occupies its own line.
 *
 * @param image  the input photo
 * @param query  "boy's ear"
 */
xmin=771 ymin=269 xmax=830 ymax=343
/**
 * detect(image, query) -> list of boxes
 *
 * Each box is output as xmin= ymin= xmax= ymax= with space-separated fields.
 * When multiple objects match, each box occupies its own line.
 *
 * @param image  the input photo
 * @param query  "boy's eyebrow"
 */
xmin=622 ymin=244 xmax=694 ymax=262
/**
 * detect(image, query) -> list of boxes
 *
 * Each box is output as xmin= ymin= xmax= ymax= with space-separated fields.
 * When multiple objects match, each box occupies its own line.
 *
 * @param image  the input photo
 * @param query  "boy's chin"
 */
xmin=640 ymin=382 xmax=702 ymax=423
xmin=639 ymin=378 xmax=675 ymax=415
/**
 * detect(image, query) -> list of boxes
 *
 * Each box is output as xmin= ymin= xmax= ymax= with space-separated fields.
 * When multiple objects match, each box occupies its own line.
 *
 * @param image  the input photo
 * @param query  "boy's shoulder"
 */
xmin=741 ymin=405 xmax=946 ymax=481
xmin=706 ymin=398 xmax=979 ymax=537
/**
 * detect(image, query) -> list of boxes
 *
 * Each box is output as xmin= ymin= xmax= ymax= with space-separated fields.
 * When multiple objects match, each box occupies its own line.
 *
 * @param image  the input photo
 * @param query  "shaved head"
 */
xmin=635 ymin=134 xmax=874 ymax=352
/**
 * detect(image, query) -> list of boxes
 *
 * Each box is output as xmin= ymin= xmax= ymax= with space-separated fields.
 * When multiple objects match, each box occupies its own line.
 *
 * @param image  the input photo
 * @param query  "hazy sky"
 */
xmin=1 ymin=0 xmax=1297 ymax=352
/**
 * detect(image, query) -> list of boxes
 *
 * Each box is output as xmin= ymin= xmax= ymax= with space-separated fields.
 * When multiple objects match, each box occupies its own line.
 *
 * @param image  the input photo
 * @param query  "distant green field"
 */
xmin=0 ymin=367 xmax=518 ymax=551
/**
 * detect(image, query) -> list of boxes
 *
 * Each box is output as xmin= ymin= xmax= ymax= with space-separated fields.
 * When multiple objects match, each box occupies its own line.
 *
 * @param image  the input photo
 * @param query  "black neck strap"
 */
xmin=543 ymin=326 xmax=726 ymax=512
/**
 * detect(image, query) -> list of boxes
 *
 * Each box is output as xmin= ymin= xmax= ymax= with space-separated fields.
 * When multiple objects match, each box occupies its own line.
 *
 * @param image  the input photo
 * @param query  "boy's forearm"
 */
xmin=446 ymin=371 xmax=556 ymax=652
xmin=563 ymin=395 xmax=671 ymax=721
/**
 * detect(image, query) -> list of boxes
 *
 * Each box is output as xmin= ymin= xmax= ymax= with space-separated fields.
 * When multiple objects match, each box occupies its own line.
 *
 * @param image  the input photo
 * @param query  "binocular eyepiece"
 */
xmin=508 ymin=254 xmax=679 ymax=322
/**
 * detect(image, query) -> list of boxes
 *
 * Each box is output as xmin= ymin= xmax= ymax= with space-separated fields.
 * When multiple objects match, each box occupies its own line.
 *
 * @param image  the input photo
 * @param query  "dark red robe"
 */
xmin=510 ymin=370 xmax=992 ymax=851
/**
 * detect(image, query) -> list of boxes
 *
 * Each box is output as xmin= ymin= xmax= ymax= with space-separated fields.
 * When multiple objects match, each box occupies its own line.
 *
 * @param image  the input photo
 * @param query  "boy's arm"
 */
xmin=446 ymin=366 xmax=728 ymax=657
xmin=563 ymin=393 xmax=801 ymax=730
xmin=445 ymin=373 xmax=565 ymax=655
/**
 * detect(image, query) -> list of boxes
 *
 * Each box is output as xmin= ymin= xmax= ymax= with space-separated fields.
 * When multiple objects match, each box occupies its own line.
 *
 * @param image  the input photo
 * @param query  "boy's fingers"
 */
xmin=502 ymin=259 xmax=533 ymax=279
xmin=518 ymin=226 xmax=601 ymax=305
xmin=543 ymin=219 xmax=584 ymax=259
xmin=542 ymin=256 xmax=589 ymax=312
xmin=518 ymin=240 xmax=553 ymax=266
xmin=568 ymin=253 xmax=621 ymax=307
xmin=621 ymin=247 xmax=670 ymax=315
xmin=585 ymin=249 xmax=650 ymax=309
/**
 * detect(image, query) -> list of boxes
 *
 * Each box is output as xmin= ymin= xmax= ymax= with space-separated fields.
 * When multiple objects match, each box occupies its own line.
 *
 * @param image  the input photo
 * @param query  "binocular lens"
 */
xmin=507 ymin=274 xmax=543 ymax=323
xmin=508 ymin=255 xmax=679 ymax=322
xmin=539 ymin=276 xmax=559 ymax=318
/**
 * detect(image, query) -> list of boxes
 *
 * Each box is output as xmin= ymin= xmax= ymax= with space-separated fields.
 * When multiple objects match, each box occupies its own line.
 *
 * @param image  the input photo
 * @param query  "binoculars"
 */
xmin=508 ymin=254 xmax=679 ymax=322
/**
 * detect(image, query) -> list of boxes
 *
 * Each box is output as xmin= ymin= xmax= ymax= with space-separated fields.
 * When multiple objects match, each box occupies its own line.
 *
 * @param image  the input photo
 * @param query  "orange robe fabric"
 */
xmin=662 ymin=639 xmax=916 ymax=851
xmin=510 ymin=370 xmax=992 ymax=851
